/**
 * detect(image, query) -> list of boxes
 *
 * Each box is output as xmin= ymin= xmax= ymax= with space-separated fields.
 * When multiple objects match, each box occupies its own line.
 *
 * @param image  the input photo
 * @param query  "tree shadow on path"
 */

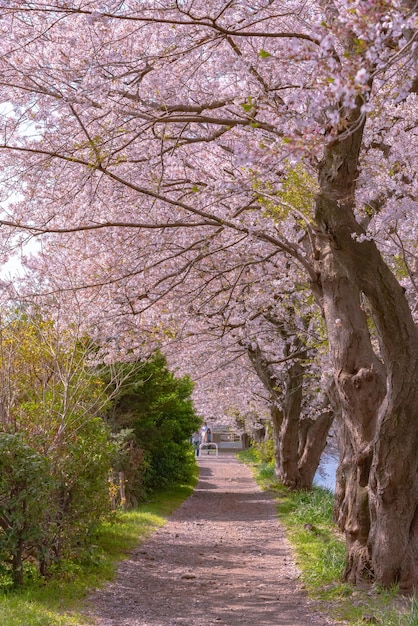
xmin=86 ymin=453 xmax=343 ymax=626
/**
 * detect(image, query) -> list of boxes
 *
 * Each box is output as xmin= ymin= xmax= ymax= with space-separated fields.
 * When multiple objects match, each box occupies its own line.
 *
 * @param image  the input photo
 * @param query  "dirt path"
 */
xmin=85 ymin=453 xmax=344 ymax=626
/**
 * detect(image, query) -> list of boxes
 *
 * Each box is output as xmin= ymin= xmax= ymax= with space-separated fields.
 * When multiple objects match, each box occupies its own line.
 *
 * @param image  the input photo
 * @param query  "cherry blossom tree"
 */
xmin=16 ymin=207 xmax=333 ymax=489
xmin=0 ymin=0 xmax=417 ymax=590
xmin=165 ymin=265 xmax=334 ymax=490
xmin=242 ymin=311 xmax=334 ymax=490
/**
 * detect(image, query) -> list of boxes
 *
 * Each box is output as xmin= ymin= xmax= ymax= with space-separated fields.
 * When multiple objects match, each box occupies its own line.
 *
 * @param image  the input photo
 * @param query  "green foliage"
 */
xmin=238 ymin=439 xmax=275 ymax=483
xmin=0 ymin=482 xmax=195 ymax=625
xmin=258 ymin=48 xmax=272 ymax=58
xmin=109 ymin=428 xmax=147 ymax=506
xmin=107 ymin=351 xmax=201 ymax=498
xmin=237 ymin=447 xmax=259 ymax=464
xmin=390 ymin=254 xmax=409 ymax=279
xmin=0 ymin=434 xmax=54 ymax=586
xmin=253 ymin=438 xmax=275 ymax=465
xmin=276 ymin=162 xmax=318 ymax=218
xmin=254 ymin=161 xmax=318 ymax=224
xmin=51 ymin=416 xmax=115 ymax=562
xmin=0 ymin=312 xmax=116 ymax=584
xmin=279 ymin=487 xmax=345 ymax=590
xmin=240 ymin=96 xmax=254 ymax=112
xmin=238 ymin=447 xmax=275 ymax=491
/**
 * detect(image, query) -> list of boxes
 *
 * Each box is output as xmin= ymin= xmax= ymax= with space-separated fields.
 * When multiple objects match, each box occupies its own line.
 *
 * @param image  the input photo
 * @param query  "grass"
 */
xmin=238 ymin=449 xmax=418 ymax=626
xmin=0 ymin=481 xmax=196 ymax=626
xmin=4 ymin=453 xmax=418 ymax=626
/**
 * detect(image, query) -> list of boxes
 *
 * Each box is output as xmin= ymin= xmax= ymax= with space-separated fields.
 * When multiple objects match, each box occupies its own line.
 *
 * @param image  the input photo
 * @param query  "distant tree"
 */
xmin=107 ymin=351 xmax=201 ymax=497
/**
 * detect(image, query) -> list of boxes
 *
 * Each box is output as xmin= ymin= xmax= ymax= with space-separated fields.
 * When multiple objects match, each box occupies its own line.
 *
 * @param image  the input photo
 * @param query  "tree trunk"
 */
xmin=369 ymin=405 xmax=418 ymax=592
xmin=271 ymin=404 xmax=284 ymax=481
xmin=247 ymin=342 xmax=333 ymax=490
xmin=119 ymin=471 xmax=127 ymax=510
xmin=240 ymin=432 xmax=251 ymax=449
xmin=298 ymin=410 xmax=334 ymax=489
xmin=250 ymin=424 xmax=266 ymax=443
xmin=337 ymin=235 xmax=418 ymax=592
xmin=314 ymin=99 xmax=418 ymax=591
xmin=279 ymin=360 xmax=305 ymax=488
xmin=12 ymin=540 xmax=24 ymax=586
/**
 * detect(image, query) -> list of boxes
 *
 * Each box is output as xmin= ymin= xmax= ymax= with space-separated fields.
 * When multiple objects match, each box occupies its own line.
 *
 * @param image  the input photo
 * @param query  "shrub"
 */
xmin=0 ymin=433 xmax=55 ymax=585
xmin=106 ymin=351 xmax=202 ymax=498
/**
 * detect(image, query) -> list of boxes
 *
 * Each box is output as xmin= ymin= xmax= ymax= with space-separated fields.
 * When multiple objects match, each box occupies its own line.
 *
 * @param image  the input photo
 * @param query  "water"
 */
xmin=314 ymin=454 xmax=338 ymax=492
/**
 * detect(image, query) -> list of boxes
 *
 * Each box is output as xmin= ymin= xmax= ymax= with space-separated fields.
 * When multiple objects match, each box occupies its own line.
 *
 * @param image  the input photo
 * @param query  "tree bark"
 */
xmin=314 ymin=101 xmax=418 ymax=591
xmin=247 ymin=342 xmax=333 ymax=490
xmin=279 ymin=360 xmax=304 ymax=487
xmin=271 ymin=404 xmax=284 ymax=481
xmin=298 ymin=410 xmax=334 ymax=489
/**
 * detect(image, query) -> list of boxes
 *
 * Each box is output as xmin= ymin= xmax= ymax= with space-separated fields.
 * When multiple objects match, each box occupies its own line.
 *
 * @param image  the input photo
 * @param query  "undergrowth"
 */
xmin=238 ymin=448 xmax=418 ymax=626
xmin=0 ymin=480 xmax=196 ymax=626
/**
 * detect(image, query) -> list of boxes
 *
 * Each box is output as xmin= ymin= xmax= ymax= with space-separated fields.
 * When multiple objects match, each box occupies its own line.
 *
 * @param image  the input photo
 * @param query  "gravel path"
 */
xmin=85 ymin=453 xmax=344 ymax=626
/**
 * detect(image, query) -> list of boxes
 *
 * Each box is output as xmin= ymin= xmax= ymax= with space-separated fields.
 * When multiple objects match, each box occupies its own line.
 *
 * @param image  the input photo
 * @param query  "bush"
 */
xmin=107 ymin=351 xmax=202 ymax=498
xmin=0 ymin=313 xmax=117 ymax=584
xmin=0 ymin=433 xmax=55 ymax=585
xmin=255 ymin=439 xmax=275 ymax=464
xmin=50 ymin=416 xmax=115 ymax=563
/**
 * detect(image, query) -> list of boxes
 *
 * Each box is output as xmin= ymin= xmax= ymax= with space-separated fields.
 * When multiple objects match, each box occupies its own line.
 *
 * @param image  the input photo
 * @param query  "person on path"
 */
xmin=200 ymin=423 xmax=208 ymax=443
xmin=191 ymin=431 xmax=201 ymax=456
xmin=205 ymin=427 xmax=213 ymax=454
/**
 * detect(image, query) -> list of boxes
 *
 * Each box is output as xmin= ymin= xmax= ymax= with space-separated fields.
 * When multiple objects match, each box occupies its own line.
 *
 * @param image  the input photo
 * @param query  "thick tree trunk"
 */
xmin=322 ymin=237 xmax=418 ymax=590
xmin=240 ymin=432 xmax=251 ymax=449
xmin=368 ymin=380 xmax=418 ymax=592
xmin=335 ymin=227 xmax=418 ymax=592
xmin=314 ymin=101 xmax=418 ymax=591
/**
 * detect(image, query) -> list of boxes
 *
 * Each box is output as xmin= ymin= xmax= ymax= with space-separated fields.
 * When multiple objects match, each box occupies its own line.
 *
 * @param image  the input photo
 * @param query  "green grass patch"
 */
xmin=0 ymin=480 xmax=196 ymax=626
xmin=237 ymin=447 xmax=275 ymax=489
xmin=279 ymin=486 xmax=346 ymax=591
xmin=238 ymin=450 xmax=418 ymax=626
